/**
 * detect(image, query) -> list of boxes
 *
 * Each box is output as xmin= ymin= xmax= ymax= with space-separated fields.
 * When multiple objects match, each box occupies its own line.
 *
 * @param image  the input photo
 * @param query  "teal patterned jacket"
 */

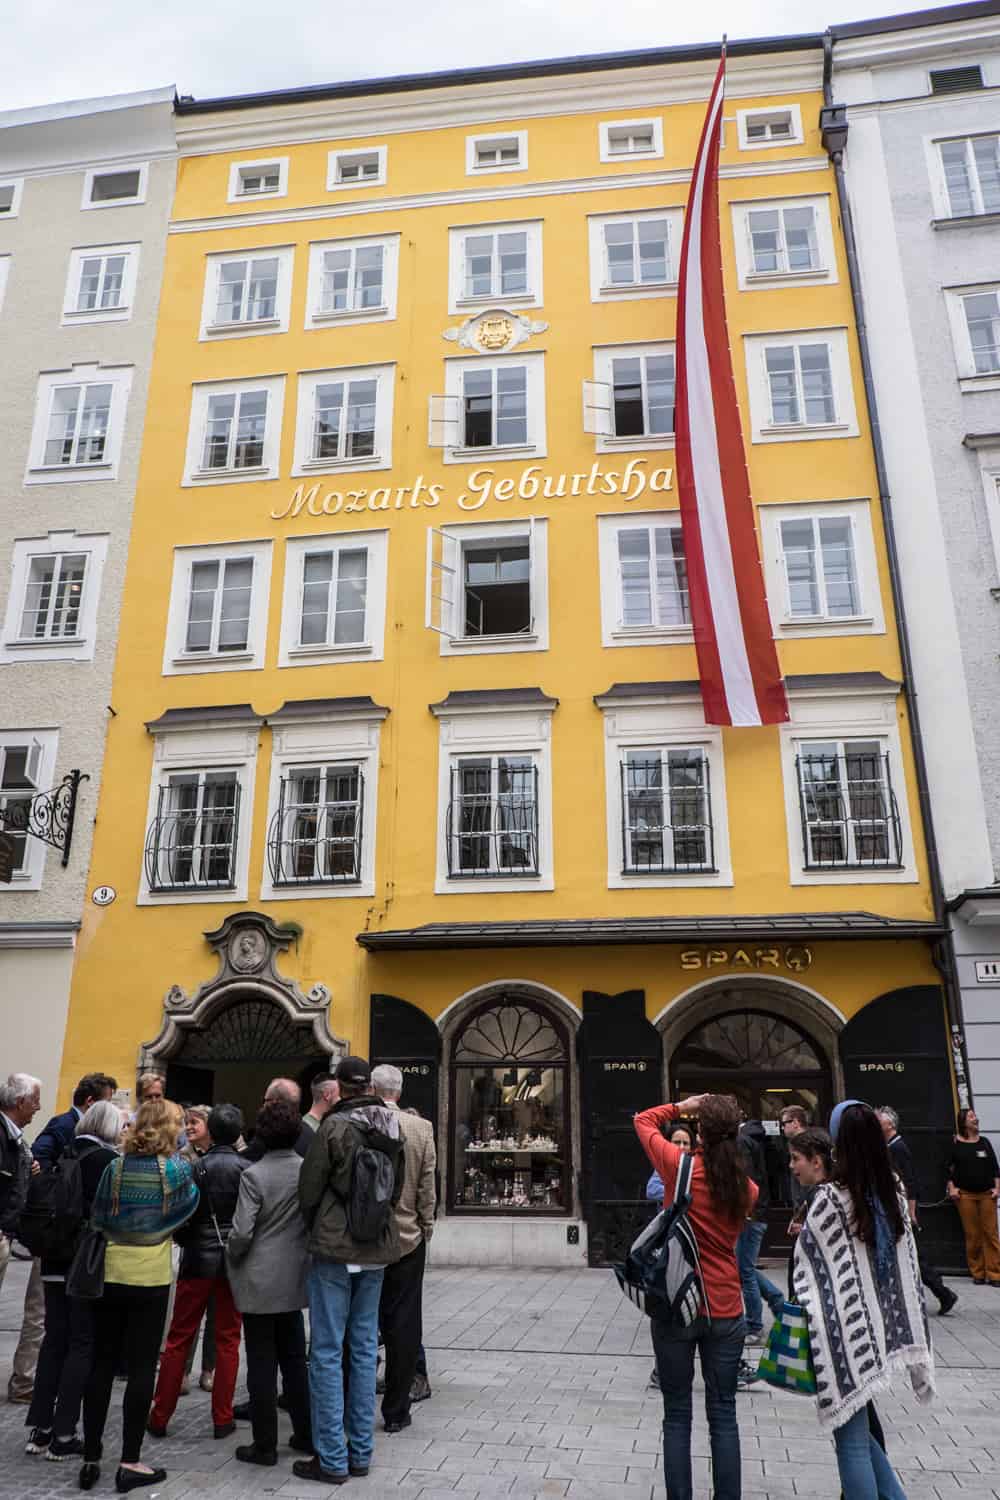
xmin=91 ymin=1152 xmax=199 ymax=1246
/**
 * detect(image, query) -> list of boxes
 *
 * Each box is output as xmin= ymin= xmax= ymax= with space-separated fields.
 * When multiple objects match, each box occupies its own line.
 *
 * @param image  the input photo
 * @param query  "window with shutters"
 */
xmin=183 ymin=376 xmax=284 ymax=484
xmin=425 ymin=517 xmax=549 ymax=656
xmin=0 ymin=731 xmax=59 ymax=887
xmin=744 ymin=330 xmax=858 ymax=443
xmin=429 ymin=353 xmax=546 ymax=463
xmin=1 ymin=530 xmax=109 ymax=664
xmin=944 ymin=283 xmax=1000 ymax=389
xmin=278 ymin=530 xmax=388 ymax=667
xmin=82 ymin=164 xmax=147 ymax=208
xmin=228 ymin=158 xmax=288 ymax=202
xmin=163 ymin=540 xmax=272 ymax=675
xmin=758 ymin=501 xmax=883 ymax=638
xmin=292 ymin=364 xmax=395 ymax=475
xmin=737 ymin=107 xmax=803 ymax=149
xmin=599 ymin=118 xmax=663 ymax=161
xmin=26 ymin=364 xmax=133 ymax=484
xmin=587 ymin=342 xmax=676 ymax=452
xmin=62 ymin=243 xmax=140 ymax=324
xmin=466 ymin=131 xmax=527 ymax=174
xmin=327 ymin=146 xmax=387 ymax=189
xmin=305 ymin=234 xmax=399 ymax=327
xmin=935 ymin=134 xmax=1000 ymax=219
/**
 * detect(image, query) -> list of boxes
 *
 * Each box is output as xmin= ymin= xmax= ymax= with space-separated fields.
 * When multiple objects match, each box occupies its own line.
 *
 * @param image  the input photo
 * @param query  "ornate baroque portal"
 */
xmin=139 ymin=910 xmax=347 ymax=1074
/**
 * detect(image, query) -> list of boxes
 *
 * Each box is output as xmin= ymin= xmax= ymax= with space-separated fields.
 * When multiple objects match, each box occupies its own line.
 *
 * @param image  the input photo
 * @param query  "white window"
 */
xmin=200 ymin=246 xmax=293 ymax=340
xmin=448 ymin=220 xmax=542 ymax=313
xmin=597 ymin=513 xmax=691 ymax=646
xmin=779 ymin=684 xmax=917 ymax=886
xmin=595 ymin=688 xmax=731 ymax=888
xmin=183 ymin=376 xmax=284 ymax=485
xmin=731 ymin=196 xmax=836 ymax=289
xmin=744 ymin=329 xmax=858 ymax=443
xmin=26 ymin=364 xmax=133 ymax=485
xmin=759 ymin=501 xmax=883 ymax=638
xmin=0 ymin=256 xmax=9 ymax=315
xmin=279 ymin=530 xmax=388 ymax=667
xmin=327 ymin=146 xmax=387 ymax=190
xmin=0 ymin=730 xmax=59 ymax=889
xmin=944 ymin=284 xmax=1000 ymax=390
xmin=305 ymin=234 xmax=399 ymax=328
xmin=227 ymin=157 xmax=289 ymax=203
xmin=426 ymin=516 xmax=549 ymax=656
xmin=262 ymin=701 xmax=386 ymax=901
xmin=292 ymin=364 xmax=395 ymax=476
xmin=466 ymin=131 xmax=527 ymax=175
xmin=599 ymin=118 xmax=663 ymax=162
xmin=429 ymin=352 xmax=546 ymax=463
xmin=587 ymin=342 xmax=675 ymax=452
xmin=432 ymin=691 xmax=555 ymax=893
xmin=736 ymin=106 xmax=803 ymax=150
xmin=936 ymin=135 xmax=1000 ymax=218
xmin=1 ymin=530 xmax=109 ymax=664
xmin=141 ymin=710 xmax=260 ymax=904
xmin=0 ymin=179 xmax=24 ymax=219
xmin=62 ymin=243 xmax=140 ymax=325
xmin=81 ymin=164 xmax=147 ymax=209
xmin=587 ymin=209 xmax=680 ymax=303
xmin=163 ymin=539 xmax=272 ymax=674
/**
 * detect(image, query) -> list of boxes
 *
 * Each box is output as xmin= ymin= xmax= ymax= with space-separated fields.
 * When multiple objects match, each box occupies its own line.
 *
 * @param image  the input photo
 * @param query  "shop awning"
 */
xmin=356 ymin=913 xmax=946 ymax=951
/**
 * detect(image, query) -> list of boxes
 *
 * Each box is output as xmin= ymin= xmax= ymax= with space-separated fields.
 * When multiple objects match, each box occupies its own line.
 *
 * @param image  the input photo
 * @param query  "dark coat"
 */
xmin=739 ymin=1121 xmax=771 ymax=1222
xmin=0 ymin=1117 xmax=31 ymax=1236
xmin=242 ymin=1116 xmax=317 ymax=1164
xmin=174 ymin=1144 xmax=247 ymax=1279
xmin=40 ymin=1137 xmax=118 ymax=1278
xmin=32 ymin=1107 xmax=80 ymax=1167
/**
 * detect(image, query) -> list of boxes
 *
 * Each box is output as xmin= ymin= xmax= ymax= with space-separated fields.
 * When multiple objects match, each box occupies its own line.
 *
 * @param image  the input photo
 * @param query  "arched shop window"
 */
xmin=675 ymin=1012 xmax=825 ymax=1075
xmin=450 ymin=996 xmax=570 ymax=1214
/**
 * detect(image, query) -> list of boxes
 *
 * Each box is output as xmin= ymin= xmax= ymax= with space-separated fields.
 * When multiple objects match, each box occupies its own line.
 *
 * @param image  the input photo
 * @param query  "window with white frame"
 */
xmin=937 ymin=134 xmax=1000 ymax=218
xmin=587 ymin=209 xmax=680 ymax=302
xmin=429 ymin=353 xmax=546 ymax=463
xmin=599 ymin=118 xmax=663 ymax=162
xmin=448 ymin=221 xmax=542 ymax=312
xmin=586 ymin=343 xmax=675 ymax=450
xmin=620 ymin=747 xmax=715 ymax=874
xmin=0 ymin=730 xmax=58 ymax=888
xmin=82 ymin=164 xmax=147 ymax=209
xmin=759 ymin=501 xmax=882 ymax=638
xmin=327 ymin=146 xmax=387 ymax=190
xmin=63 ymin=243 xmax=140 ymax=324
xmin=183 ymin=376 xmax=284 ymax=484
xmin=163 ymin=540 xmax=271 ymax=674
xmin=426 ymin=517 xmax=549 ymax=654
xmin=744 ymin=330 xmax=857 ymax=443
xmin=736 ymin=106 xmax=803 ymax=150
xmin=448 ymin=755 xmax=539 ymax=877
xmin=945 ymin=284 xmax=1000 ymax=388
xmin=228 ymin=158 xmax=288 ymax=202
xmin=466 ymin=131 xmax=527 ymax=175
xmin=731 ymin=197 xmax=836 ymax=289
xmin=597 ymin=514 xmax=690 ymax=645
xmin=1 ymin=530 xmax=109 ymax=664
xmin=201 ymin=247 xmax=292 ymax=339
xmin=292 ymin=365 xmax=394 ymax=476
xmin=0 ymin=179 xmax=23 ymax=218
xmin=279 ymin=530 xmax=388 ymax=667
xmin=26 ymin=364 xmax=133 ymax=484
xmin=305 ymin=234 xmax=399 ymax=327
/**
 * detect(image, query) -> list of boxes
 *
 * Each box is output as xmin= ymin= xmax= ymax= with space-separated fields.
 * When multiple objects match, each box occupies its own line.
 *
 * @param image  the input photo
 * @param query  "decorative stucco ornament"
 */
xmin=443 ymin=307 xmax=549 ymax=353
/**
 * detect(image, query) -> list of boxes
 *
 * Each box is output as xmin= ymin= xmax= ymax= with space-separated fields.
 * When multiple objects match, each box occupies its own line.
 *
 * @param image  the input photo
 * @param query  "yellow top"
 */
xmin=105 ymin=1239 xmax=172 ymax=1287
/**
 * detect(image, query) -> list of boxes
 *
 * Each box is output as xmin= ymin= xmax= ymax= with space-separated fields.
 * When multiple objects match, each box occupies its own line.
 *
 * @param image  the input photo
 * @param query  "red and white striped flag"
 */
xmin=674 ymin=53 xmax=789 ymax=727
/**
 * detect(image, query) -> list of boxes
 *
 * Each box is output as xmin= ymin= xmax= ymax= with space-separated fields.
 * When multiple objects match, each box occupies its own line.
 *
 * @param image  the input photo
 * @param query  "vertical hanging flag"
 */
xmin=674 ymin=52 xmax=789 ymax=727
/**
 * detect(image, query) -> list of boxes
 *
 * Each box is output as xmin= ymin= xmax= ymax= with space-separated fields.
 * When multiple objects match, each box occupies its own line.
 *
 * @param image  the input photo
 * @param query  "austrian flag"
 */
xmin=674 ymin=55 xmax=789 ymax=727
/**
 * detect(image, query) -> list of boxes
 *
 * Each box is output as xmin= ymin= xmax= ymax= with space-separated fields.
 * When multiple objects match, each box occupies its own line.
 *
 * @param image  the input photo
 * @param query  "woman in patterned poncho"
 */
xmin=793 ymin=1100 xmax=934 ymax=1500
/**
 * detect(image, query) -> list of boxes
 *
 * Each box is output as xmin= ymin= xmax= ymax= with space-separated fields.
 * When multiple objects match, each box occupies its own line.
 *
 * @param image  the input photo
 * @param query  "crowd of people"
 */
xmin=0 ymin=1057 xmax=434 ymax=1491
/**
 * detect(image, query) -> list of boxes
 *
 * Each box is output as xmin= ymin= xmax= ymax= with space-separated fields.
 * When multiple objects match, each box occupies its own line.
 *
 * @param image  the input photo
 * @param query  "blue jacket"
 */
xmin=32 ymin=1107 xmax=80 ymax=1167
xmin=645 ymin=1169 xmax=664 ymax=1203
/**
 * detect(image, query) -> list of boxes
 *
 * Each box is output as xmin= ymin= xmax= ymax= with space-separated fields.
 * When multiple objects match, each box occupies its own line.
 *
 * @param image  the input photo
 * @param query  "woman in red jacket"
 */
xmin=635 ymin=1093 xmax=756 ymax=1500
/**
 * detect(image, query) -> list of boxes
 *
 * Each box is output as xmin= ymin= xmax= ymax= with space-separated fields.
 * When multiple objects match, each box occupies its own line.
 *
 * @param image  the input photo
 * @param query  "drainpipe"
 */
xmin=820 ymin=33 xmax=970 ymax=1106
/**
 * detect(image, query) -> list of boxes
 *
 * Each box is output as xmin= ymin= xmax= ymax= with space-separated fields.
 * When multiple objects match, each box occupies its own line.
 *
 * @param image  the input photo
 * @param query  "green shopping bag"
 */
xmin=755 ymin=1300 xmax=817 ymax=1395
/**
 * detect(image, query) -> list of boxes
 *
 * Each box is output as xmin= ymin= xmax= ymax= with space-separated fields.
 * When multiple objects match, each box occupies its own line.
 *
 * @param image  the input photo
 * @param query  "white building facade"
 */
xmin=832 ymin=2 xmax=1000 ymax=1130
xmin=0 ymin=89 xmax=175 ymax=1110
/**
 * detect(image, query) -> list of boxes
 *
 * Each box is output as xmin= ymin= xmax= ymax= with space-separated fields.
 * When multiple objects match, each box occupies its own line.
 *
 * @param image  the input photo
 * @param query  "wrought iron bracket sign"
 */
xmin=0 ymin=769 xmax=88 ymax=870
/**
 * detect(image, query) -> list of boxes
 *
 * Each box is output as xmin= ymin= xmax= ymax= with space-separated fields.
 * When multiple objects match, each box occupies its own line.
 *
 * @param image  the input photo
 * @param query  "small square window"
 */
xmin=466 ymin=131 xmax=528 ymax=175
xmin=0 ymin=179 xmax=24 ymax=218
xmin=227 ymin=158 xmax=288 ymax=203
xmin=599 ymin=119 xmax=663 ymax=162
xmin=327 ymin=147 xmax=387 ymax=190
xmin=737 ymin=106 xmax=803 ymax=151
xmin=82 ymin=165 xmax=147 ymax=209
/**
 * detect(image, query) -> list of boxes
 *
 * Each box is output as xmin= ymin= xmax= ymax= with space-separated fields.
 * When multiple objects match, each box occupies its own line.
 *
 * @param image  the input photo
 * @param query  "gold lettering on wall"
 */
xmin=679 ymin=946 xmax=813 ymax=973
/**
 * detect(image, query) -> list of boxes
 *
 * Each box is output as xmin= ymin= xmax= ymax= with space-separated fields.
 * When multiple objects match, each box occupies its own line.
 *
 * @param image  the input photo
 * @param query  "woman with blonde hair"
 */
xmin=79 ymin=1098 xmax=198 ymax=1494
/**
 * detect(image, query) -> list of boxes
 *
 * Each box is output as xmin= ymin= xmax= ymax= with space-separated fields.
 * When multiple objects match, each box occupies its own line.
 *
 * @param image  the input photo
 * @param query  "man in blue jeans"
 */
xmin=297 ymin=1057 xmax=404 ymax=1485
xmin=736 ymin=1120 xmax=783 ymax=1384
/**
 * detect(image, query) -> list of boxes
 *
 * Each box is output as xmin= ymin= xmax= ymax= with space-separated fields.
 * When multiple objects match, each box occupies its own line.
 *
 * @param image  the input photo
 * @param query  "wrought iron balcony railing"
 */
xmin=144 ymin=783 xmax=240 ymax=892
xmin=796 ymin=750 xmax=902 ymax=870
xmin=619 ymin=757 xmax=715 ymax=874
xmin=446 ymin=764 xmax=539 ymax=878
xmin=266 ymin=771 xmax=364 ymax=886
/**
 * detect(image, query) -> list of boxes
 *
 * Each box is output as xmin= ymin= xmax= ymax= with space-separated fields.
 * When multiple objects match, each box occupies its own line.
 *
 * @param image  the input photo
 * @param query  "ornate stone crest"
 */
xmin=229 ymin=926 xmax=268 ymax=974
xmin=443 ymin=307 xmax=548 ymax=354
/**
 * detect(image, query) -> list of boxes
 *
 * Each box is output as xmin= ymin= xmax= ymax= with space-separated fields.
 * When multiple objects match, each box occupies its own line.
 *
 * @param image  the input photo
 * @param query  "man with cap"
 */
xmin=296 ymin=1057 xmax=404 ymax=1486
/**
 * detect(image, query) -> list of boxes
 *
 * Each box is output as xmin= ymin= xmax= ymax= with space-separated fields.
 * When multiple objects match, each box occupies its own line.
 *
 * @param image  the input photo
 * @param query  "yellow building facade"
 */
xmin=62 ymin=39 xmax=955 ymax=1265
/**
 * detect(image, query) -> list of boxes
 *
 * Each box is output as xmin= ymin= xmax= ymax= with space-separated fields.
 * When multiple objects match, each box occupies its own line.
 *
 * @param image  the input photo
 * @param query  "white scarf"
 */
xmin=792 ymin=1181 xmax=935 ymax=1430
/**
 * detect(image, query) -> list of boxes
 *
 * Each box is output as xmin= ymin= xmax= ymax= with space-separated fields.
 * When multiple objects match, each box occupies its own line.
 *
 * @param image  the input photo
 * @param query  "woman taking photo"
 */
xmin=947 ymin=1107 xmax=1000 ymax=1285
xmin=80 ymin=1098 xmax=199 ymax=1494
xmin=24 ymin=1102 xmax=120 ymax=1461
xmin=226 ymin=1097 xmax=313 ymax=1465
xmin=635 ymin=1093 xmax=755 ymax=1500
xmin=794 ymin=1100 xmax=933 ymax=1500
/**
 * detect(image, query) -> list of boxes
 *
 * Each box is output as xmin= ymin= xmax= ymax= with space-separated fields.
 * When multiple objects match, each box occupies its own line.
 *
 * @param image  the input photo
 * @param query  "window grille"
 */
xmin=144 ymin=776 xmax=240 ymax=891
xmin=620 ymin=752 xmax=715 ymax=874
xmin=446 ymin=760 xmax=539 ymax=877
xmin=796 ymin=746 xmax=902 ymax=869
xmin=930 ymin=65 xmax=984 ymax=95
xmin=266 ymin=766 xmax=364 ymax=886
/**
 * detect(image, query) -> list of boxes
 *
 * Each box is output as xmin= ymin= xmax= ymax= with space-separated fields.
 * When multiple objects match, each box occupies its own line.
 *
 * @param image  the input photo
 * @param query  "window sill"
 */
xmin=172 ymin=650 xmax=254 ymax=666
xmin=298 ymin=455 xmax=381 ymax=471
xmin=232 ymin=191 xmax=285 ymax=203
xmin=310 ymin=305 xmax=388 ymax=323
xmin=205 ymin=317 xmax=281 ymax=334
xmin=190 ymin=465 xmax=270 ymax=480
xmin=455 ymin=292 xmax=536 ymax=309
xmin=744 ymin=267 xmax=828 ymax=284
xmin=147 ymin=884 xmax=237 ymax=897
xmin=599 ymin=280 xmax=677 ymax=296
xmin=466 ymin=163 xmax=525 ymax=176
xmin=601 ymin=434 xmax=674 ymax=448
xmin=761 ymin=422 xmax=850 ymax=437
xmin=933 ymin=212 xmax=1000 ymax=231
xmin=64 ymin=304 xmax=129 ymax=318
xmin=449 ymin=443 xmax=537 ymax=460
xmin=610 ymin=625 xmax=691 ymax=643
xmin=29 ymin=462 xmax=111 ymax=475
xmin=448 ymin=631 xmax=538 ymax=649
xmin=286 ymin=641 xmax=373 ymax=658
xmin=778 ymin=614 xmax=873 ymax=630
xmin=622 ymin=866 xmax=718 ymax=878
xmin=960 ymin=373 xmax=1000 ymax=393
xmin=7 ymin=636 xmax=87 ymax=650
xmin=328 ymin=176 xmax=387 ymax=191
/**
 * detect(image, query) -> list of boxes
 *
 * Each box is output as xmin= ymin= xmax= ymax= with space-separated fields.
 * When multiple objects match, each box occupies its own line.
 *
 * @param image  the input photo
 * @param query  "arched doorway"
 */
xmin=165 ymin=995 xmax=330 ymax=1120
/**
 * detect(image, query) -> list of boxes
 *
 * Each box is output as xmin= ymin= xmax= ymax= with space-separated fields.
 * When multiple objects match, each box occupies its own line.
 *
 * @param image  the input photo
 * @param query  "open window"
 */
xmin=586 ymin=343 xmax=676 ymax=451
xmin=426 ymin=518 xmax=548 ymax=654
xmin=428 ymin=353 xmax=546 ymax=463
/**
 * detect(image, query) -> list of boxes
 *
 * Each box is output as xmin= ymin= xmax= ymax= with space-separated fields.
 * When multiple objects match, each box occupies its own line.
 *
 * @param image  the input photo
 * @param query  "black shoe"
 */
xmin=79 ymin=1463 xmax=100 ymax=1491
xmin=25 ymin=1426 xmax=52 ymax=1455
xmin=115 ymin=1467 xmax=167 ymax=1493
xmin=384 ymin=1413 xmax=412 ymax=1434
xmin=289 ymin=1434 xmax=315 ymax=1453
xmin=145 ymin=1420 xmax=167 ymax=1439
xmin=292 ymin=1456 xmax=349 ymax=1485
xmin=647 ymin=1366 xmax=659 ymax=1389
xmin=974 ymin=1277 xmax=987 ymax=1285
xmin=232 ymin=1400 xmax=251 ymax=1421
xmin=939 ymin=1290 xmax=958 ymax=1315
xmin=350 ymin=1462 xmax=370 ymax=1477
xmin=409 ymin=1373 xmax=432 ymax=1403
xmin=236 ymin=1444 xmax=277 ymax=1466
xmin=48 ymin=1436 xmax=86 ymax=1462
xmin=214 ymin=1421 xmax=237 ymax=1439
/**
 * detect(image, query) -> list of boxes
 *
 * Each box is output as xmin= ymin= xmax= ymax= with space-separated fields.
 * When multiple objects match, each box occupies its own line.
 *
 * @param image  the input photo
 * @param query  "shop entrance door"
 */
xmin=671 ymin=1009 xmax=833 ymax=1253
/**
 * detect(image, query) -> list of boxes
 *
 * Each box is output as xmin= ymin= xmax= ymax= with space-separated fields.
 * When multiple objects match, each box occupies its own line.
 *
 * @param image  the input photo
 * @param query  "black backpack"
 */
xmin=17 ymin=1146 xmax=86 ymax=1260
xmin=343 ymin=1113 xmax=401 ymax=1244
xmin=614 ymin=1152 xmax=706 ymax=1327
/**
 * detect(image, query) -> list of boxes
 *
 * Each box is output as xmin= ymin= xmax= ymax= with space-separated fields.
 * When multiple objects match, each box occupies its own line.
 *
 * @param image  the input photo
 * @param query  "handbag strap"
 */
xmin=672 ymin=1150 xmax=694 ymax=1209
xmin=195 ymin=1160 xmax=225 ymax=1249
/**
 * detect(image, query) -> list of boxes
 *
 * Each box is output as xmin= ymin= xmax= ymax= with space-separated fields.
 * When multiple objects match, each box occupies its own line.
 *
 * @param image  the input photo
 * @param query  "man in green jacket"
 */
xmin=295 ymin=1057 xmax=404 ymax=1486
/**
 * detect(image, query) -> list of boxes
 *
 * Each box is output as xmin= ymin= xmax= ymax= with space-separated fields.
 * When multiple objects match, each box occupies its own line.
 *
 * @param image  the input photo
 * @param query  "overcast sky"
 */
xmin=7 ymin=0 xmax=933 ymax=112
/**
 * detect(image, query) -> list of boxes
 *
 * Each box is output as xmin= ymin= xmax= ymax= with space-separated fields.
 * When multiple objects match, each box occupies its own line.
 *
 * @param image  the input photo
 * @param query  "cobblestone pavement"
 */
xmin=3 ymin=1256 xmax=1000 ymax=1499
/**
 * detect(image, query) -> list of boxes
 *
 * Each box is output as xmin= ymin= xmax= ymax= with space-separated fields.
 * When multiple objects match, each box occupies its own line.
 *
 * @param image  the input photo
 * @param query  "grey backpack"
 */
xmin=614 ymin=1152 xmax=706 ymax=1326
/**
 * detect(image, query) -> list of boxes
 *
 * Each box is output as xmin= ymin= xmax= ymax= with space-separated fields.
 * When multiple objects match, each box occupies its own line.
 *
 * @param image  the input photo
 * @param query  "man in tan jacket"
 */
xmin=371 ymin=1065 xmax=436 ymax=1433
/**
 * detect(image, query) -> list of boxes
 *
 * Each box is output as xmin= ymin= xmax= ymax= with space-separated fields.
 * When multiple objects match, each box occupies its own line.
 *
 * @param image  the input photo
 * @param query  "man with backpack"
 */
xmin=297 ymin=1056 xmax=404 ymax=1487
